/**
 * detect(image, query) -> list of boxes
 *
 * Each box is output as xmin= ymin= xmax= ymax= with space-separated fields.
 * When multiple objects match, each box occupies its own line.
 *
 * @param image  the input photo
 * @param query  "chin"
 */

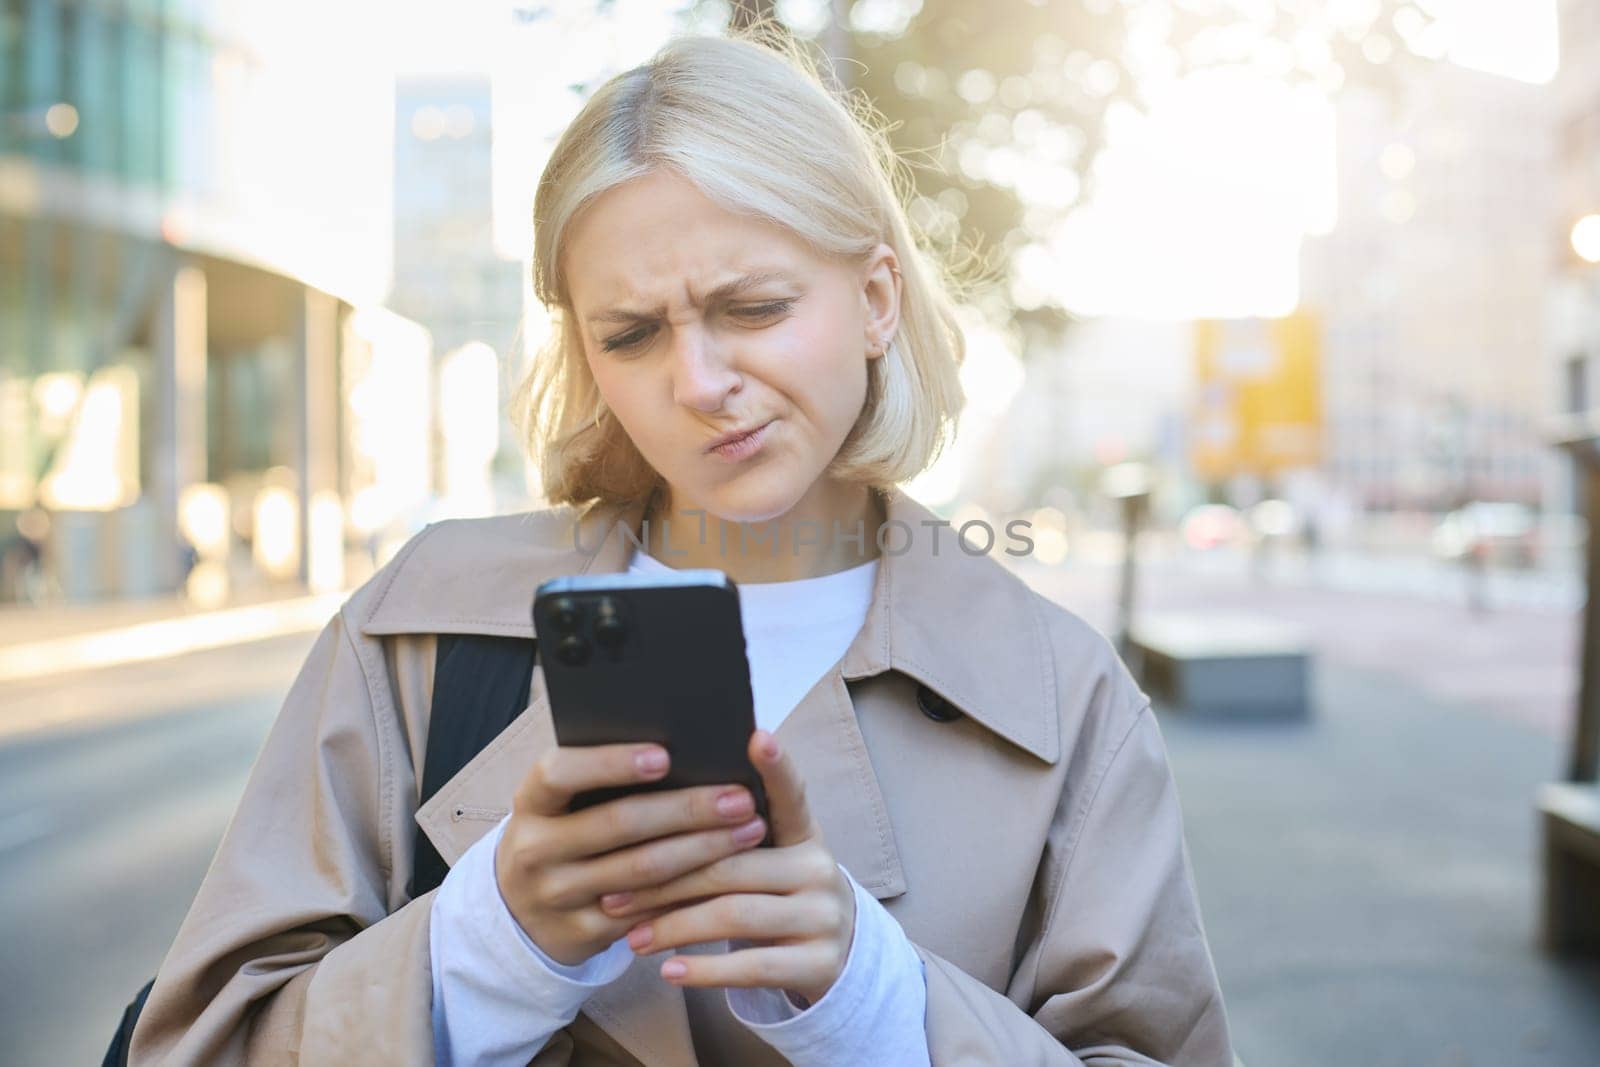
xmin=685 ymin=475 xmax=809 ymax=526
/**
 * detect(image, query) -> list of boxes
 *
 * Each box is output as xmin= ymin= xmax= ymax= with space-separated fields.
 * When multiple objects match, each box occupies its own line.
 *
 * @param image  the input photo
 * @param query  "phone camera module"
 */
xmin=594 ymin=597 xmax=627 ymax=653
xmin=554 ymin=633 xmax=590 ymax=666
xmin=548 ymin=596 xmax=581 ymax=633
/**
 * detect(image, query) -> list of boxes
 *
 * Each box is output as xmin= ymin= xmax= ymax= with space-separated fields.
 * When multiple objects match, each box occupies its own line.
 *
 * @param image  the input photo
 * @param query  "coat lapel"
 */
xmin=379 ymin=484 xmax=1056 ymax=1067
xmin=775 ymin=667 xmax=908 ymax=898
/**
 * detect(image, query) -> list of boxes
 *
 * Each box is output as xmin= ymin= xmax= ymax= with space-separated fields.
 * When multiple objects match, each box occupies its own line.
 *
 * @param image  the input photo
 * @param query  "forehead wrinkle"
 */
xmin=585 ymin=269 xmax=795 ymax=325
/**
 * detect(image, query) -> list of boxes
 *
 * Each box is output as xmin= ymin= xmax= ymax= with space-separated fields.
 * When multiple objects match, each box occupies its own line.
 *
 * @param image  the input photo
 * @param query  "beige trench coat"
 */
xmin=129 ymin=486 xmax=1235 ymax=1066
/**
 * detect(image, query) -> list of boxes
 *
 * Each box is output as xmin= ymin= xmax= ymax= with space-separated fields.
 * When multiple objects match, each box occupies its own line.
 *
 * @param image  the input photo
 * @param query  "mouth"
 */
xmin=705 ymin=419 xmax=774 ymax=459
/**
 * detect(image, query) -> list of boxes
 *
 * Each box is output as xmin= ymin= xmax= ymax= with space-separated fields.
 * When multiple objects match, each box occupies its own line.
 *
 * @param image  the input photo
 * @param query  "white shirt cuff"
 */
xmin=429 ymin=814 xmax=633 ymax=1066
xmin=725 ymin=864 xmax=931 ymax=1065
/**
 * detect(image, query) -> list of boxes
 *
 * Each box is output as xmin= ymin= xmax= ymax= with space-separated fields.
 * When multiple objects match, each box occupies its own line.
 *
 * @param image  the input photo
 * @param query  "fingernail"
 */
xmin=635 ymin=748 xmax=668 ymax=775
xmin=732 ymin=817 xmax=766 ymax=845
xmin=715 ymin=789 xmax=752 ymax=818
xmin=761 ymin=736 xmax=779 ymax=760
xmin=627 ymin=924 xmax=654 ymax=951
xmin=601 ymin=892 xmax=633 ymax=911
xmin=661 ymin=959 xmax=687 ymax=979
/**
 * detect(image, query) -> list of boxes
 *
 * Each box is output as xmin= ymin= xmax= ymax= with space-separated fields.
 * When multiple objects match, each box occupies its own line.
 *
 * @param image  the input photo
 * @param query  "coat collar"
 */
xmin=360 ymin=484 xmax=1059 ymax=764
xmin=364 ymin=485 xmax=1057 ymax=1067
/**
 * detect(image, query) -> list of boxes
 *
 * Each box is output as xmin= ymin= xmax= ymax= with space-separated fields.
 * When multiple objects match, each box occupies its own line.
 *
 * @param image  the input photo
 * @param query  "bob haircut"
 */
xmin=514 ymin=28 xmax=970 ymax=509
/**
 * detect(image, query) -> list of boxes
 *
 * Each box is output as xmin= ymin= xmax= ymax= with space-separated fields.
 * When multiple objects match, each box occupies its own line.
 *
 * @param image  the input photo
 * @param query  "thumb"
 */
xmin=748 ymin=730 xmax=814 ymax=847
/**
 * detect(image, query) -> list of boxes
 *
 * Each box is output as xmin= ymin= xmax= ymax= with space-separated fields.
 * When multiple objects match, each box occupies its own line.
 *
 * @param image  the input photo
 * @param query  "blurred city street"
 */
xmin=6 ymin=0 xmax=1600 ymax=1064
xmin=3 ymin=548 xmax=1597 ymax=1066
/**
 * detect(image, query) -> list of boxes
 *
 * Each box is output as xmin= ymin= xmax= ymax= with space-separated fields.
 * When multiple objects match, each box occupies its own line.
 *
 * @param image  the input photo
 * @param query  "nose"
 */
xmin=668 ymin=325 xmax=741 ymax=413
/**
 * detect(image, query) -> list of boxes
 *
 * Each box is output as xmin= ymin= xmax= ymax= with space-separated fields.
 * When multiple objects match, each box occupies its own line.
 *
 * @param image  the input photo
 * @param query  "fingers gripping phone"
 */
xmin=532 ymin=569 xmax=770 ymax=831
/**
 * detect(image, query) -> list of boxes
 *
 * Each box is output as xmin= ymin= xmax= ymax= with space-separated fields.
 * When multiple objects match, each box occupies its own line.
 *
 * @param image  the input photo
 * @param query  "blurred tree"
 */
xmin=720 ymin=0 xmax=1437 ymax=349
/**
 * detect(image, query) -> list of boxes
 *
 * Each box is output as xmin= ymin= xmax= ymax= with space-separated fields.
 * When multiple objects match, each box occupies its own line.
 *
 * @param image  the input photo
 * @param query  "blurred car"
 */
xmin=1431 ymin=502 xmax=1537 ymax=568
xmin=1180 ymin=504 xmax=1250 ymax=550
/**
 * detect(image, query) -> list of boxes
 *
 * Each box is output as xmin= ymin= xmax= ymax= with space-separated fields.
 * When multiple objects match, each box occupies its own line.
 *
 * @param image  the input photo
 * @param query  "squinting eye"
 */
xmin=602 ymin=326 xmax=655 ymax=352
xmin=732 ymin=299 xmax=795 ymax=320
xmin=602 ymin=300 xmax=793 ymax=352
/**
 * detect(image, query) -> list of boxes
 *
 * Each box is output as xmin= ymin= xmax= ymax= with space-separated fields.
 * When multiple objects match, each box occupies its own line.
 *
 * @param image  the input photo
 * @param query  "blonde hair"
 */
xmin=513 ymin=28 xmax=968 ymax=509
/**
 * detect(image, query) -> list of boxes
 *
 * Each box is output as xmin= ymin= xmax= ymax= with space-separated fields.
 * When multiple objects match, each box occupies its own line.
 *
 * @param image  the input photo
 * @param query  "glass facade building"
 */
xmin=0 ymin=0 xmax=397 ymax=602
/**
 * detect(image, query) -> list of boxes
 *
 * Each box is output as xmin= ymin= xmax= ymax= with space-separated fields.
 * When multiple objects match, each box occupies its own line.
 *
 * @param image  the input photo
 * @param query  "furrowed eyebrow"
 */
xmin=585 ymin=272 xmax=794 ymax=325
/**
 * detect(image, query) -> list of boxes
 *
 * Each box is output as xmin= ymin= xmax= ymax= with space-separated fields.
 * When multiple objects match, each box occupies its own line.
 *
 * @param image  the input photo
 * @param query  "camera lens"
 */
xmin=594 ymin=597 xmax=626 ymax=652
xmin=549 ymin=597 xmax=580 ymax=633
xmin=555 ymin=634 xmax=589 ymax=666
xmin=594 ymin=613 xmax=626 ymax=651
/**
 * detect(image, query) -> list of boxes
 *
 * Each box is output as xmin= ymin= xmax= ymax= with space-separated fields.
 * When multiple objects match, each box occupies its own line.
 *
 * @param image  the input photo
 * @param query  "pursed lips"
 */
xmin=705 ymin=420 xmax=772 ymax=453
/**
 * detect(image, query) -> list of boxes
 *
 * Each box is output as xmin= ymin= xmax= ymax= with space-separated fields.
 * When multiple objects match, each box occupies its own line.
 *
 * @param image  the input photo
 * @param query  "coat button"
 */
xmin=916 ymin=683 xmax=964 ymax=723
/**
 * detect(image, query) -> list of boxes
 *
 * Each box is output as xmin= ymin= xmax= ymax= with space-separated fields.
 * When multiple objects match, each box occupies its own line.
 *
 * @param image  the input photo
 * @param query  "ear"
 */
xmin=859 ymin=243 xmax=902 ymax=362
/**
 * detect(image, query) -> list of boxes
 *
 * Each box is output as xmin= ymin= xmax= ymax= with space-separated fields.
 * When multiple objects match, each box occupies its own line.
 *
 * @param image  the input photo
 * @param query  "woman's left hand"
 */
xmin=599 ymin=729 xmax=856 ymax=1007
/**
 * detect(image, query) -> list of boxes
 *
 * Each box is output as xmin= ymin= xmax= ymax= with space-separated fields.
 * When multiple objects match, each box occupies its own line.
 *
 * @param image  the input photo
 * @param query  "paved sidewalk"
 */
xmin=1165 ymin=661 xmax=1600 ymax=1067
xmin=0 ymin=590 xmax=346 ymax=687
xmin=0 ymin=583 xmax=356 ymax=744
xmin=0 ymin=586 xmax=302 ymax=647
xmin=0 ymin=552 xmax=382 ymax=656
xmin=1017 ymin=556 xmax=1580 ymax=740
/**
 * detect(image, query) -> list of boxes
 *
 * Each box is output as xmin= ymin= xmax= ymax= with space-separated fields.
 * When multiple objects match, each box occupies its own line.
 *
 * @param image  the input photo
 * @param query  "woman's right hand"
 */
xmin=495 ymin=742 xmax=767 ymax=966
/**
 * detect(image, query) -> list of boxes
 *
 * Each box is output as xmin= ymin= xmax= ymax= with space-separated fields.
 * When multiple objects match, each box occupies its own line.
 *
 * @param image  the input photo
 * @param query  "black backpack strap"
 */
xmin=101 ymin=976 xmax=155 ymax=1067
xmin=408 ymin=632 xmax=538 ymax=899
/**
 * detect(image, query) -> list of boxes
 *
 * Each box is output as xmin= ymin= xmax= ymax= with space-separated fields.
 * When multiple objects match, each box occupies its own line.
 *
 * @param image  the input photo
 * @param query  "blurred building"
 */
xmin=1550 ymin=0 xmax=1600 ymax=512
xmin=390 ymin=77 xmax=526 ymax=517
xmin=989 ymin=318 xmax=1190 ymax=512
xmin=0 ymin=0 xmax=398 ymax=602
xmin=1301 ymin=64 xmax=1556 ymax=515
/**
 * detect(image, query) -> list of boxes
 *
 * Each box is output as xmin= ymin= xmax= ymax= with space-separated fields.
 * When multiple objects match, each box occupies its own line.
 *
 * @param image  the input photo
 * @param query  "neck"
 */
xmin=641 ymin=480 xmax=885 ymax=583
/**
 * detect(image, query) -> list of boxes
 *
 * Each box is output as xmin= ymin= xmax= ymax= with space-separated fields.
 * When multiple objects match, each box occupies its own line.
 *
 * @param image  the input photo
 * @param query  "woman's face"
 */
xmin=561 ymin=168 xmax=900 ymax=524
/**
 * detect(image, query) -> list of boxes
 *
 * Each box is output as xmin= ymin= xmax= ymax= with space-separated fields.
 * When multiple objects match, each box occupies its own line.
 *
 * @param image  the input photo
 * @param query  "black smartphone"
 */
xmin=532 ymin=568 xmax=769 ymax=829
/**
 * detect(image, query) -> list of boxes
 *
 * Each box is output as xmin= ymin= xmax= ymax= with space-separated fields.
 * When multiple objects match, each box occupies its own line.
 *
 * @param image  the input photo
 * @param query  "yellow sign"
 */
xmin=1191 ymin=313 xmax=1322 ymax=480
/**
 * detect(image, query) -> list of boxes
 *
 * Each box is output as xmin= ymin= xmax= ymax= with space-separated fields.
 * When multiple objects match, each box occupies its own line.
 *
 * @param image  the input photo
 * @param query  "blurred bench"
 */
xmin=1129 ymin=612 xmax=1311 ymax=721
xmin=1539 ymin=782 xmax=1600 ymax=953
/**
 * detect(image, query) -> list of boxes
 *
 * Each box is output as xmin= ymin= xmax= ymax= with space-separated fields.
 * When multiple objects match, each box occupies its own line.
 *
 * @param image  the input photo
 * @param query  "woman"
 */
xmin=129 ymin=30 xmax=1235 ymax=1066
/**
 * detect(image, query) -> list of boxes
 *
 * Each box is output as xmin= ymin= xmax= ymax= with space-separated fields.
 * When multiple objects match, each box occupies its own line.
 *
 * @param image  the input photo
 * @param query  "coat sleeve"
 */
xmin=914 ymin=703 xmax=1235 ymax=1067
xmin=127 ymin=581 xmax=449 ymax=1066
